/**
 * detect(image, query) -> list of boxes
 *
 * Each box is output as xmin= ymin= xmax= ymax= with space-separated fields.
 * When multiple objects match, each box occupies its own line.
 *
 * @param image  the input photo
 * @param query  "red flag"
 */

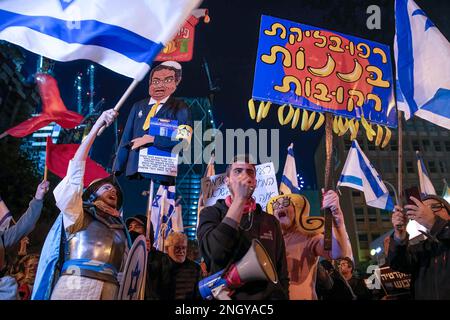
xmin=45 ymin=136 xmax=109 ymax=186
xmin=155 ymin=9 xmax=209 ymax=62
xmin=3 ymin=74 xmax=83 ymax=138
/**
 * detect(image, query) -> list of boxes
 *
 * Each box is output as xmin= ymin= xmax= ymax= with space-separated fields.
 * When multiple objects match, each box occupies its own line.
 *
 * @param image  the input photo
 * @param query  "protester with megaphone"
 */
xmin=197 ymin=155 xmax=289 ymax=300
xmin=198 ymin=239 xmax=279 ymax=300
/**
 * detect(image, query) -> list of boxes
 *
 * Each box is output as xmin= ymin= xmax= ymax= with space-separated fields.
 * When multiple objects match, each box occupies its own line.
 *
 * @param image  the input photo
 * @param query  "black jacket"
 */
xmin=146 ymin=250 xmax=202 ymax=300
xmin=113 ymin=97 xmax=192 ymax=185
xmin=387 ymin=217 xmax=450 ymax=300
xmin=197 ymin=199 xmax=289 ymax=300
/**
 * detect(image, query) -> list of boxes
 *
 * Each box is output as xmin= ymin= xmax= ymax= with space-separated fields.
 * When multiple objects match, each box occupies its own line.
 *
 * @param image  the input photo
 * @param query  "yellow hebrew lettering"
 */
xmin=347 ymin=97 xmax=355 ymax=112
xmin=261 ymin=45 xmax=292 ymax=67
xmin=348 ymin=89 xmax=365 ymax=107
xmin=288 ymin=27 xmax=303 ymax=45
xmin=373 ymin=47 xmax=387 ymax=64
xmin=313 ymin=30 xmax=327 ymax=48
xmin=295 ymin=47 xmax=305 ymax=70
xmin=357 ymin=42 xmax=370 ymax=58
xmin=313 ymin=83 xmax=331 ymax=102
xmin=274 ymin=76 xmax=303 ymax=96
xmin=335 ymin=86 xmax=344 ymax=104
xmin=366 ymin=65 xmax=390 ymax=88
xmin=328 ymin=36 xmax=345 ymax=53
xmin=305 ymin=77 xmax=312 ymax=97
xmin=367 ymin=93 xmax=382 ymax=111
xmin=264 ymin=22 xmax=287 ymax=39
xmin=348 ymin=41 xmax=355 ymax=55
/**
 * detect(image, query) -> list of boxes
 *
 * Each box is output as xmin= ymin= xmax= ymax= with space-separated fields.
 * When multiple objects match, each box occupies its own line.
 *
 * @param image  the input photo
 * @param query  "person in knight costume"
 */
xmin=267 ymin=191 xmax=353 ymax=300
xmin=32 ymin=109 xmax=131 ymax=300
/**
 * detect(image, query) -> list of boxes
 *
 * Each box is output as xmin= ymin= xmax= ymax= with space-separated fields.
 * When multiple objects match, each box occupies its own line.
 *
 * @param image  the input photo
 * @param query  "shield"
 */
xmin=118 ymin=235 xmax=148 ymax=300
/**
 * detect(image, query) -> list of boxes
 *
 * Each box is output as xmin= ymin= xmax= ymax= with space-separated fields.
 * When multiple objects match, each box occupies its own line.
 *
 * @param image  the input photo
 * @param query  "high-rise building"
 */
xmin=315 ymin=117 xmax=450 ymax=263
xmin=177 ymin=96 xmax=216 ymax=239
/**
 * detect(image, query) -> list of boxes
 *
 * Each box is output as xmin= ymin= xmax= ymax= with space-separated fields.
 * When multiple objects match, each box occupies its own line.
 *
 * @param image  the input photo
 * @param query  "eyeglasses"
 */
xmin=173 ymin=246 xmax=187 ymax=252
xmin=272 ymin=198 xmax=291 ymax=210
xmin=151 ymin=77 xmax=175 ymax=85
xmin=427 ymin=203 xmax=445 ymax=212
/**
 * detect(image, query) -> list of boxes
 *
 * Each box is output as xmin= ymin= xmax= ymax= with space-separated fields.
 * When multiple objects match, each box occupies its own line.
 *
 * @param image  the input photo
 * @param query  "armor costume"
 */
xmin=32 ymin=160 xmax=131 ymax=300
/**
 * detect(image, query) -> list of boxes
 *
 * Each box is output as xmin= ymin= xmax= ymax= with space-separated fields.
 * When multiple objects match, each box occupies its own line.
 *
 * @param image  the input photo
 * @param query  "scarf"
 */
xmin=93 ymin=199 xmax=120 ymax=217
xmin=225 ymin=195 xmax=256 ymax=214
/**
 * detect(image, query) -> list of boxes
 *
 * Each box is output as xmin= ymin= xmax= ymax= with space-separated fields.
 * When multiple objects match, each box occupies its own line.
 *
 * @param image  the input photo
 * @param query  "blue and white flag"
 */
xmin=338 ymin=140 xmax=394 ymax=211
xmin=151 ymin=185 xmax=183 ymax=251
xmin=280 ymin=143 xmax=301 ymax=195
xmin=416 ymin=151 xmax=436 ymax=196
xmin=0 ymin=195 xmax=12 ymax=232
xmin=0 ymin=0 xmax=201 ymax=80
xmin=394 ymin=0 xmax=450 ymax=129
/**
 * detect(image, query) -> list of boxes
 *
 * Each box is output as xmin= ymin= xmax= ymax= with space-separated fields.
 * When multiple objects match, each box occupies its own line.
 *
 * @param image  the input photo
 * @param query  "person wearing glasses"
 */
xmin=267 ymin=191 xmax=352 ymax=300
xmin=145 ymin=232 xmax=201 ymax=300
xmin=113 ymin=61 xmax=193 ymax=185
xmin=389 ymin=194 xmax=450 ymax=299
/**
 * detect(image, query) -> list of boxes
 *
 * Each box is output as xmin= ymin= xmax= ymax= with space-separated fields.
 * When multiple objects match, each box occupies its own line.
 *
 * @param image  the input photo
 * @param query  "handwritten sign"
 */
xmin=252 ymin=15 xmax=397 ymax=128
xmin=201 ymin=162 xmax=279 ymax=210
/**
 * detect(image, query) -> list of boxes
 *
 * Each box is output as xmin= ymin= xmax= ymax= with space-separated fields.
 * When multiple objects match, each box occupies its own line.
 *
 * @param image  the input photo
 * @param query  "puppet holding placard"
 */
xmin=113 ymin=61 xmax=193 ymax=185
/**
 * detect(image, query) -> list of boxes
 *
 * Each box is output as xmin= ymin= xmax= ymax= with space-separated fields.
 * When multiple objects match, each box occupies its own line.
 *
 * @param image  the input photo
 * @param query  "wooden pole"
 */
xmin=145 ymin=180 xmax=155 ymax=241
xmin=44 ymin=137 xmax=49 ymax=181
xmin=139 ymin=179 xmax=154 ymax=300
xmin=324 ymin=113 xmax=334 ymax=251
xmin=97 ymin=79 xmax=140 ymax=136
xmin=396 ymin=110 xmax=404 ymax=231
xmin=160 ymin=188 xmax=167 ymax=251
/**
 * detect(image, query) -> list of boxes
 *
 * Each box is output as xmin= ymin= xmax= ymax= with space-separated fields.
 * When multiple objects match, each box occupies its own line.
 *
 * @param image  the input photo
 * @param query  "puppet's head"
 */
xmin=148 ymin=61 xmax=182 ymax=101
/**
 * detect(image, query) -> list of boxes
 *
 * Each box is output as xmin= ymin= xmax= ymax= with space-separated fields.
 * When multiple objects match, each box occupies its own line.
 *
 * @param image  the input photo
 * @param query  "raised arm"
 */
xmin=1 ymin=181 xmax=49 ymax=249
xmin=312 ymin=190 xmax=352 ymax=260
xmin=53 ymin=109 xmax=117 ymax=229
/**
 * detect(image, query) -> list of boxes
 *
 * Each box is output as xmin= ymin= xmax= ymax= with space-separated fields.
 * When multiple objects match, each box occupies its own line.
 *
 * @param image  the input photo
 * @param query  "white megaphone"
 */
xmin=198 ymin=239 xmax=278 ymax=300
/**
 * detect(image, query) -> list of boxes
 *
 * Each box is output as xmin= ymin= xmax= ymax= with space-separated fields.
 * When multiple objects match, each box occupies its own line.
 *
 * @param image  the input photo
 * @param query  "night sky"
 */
xmin=16 ymin=0 xmax=450 ymax=216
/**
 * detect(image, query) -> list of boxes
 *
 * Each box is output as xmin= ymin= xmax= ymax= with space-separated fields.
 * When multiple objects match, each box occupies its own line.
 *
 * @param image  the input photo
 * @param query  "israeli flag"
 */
xmin=416 ymin=151 xmax=436 ymax=196
xmin=280 ymin=143 xmax=301 ymax=195
xmin=151 ymin=185 xmax=183 ymax=251
xmin=338 ymin=140 xmax=394 ymax=211
xmin=394 ymin=0 xmax=450 ymax=129
xmin=0 ymin=0 xmax=201 ymax=80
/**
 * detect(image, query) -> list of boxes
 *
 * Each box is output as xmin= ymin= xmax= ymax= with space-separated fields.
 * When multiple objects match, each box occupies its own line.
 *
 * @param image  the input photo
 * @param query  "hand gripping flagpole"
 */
xmin=323 ymin=113 xmax=334 ymax=251
xmin=97 ymin=79 xmax=141 ymax=136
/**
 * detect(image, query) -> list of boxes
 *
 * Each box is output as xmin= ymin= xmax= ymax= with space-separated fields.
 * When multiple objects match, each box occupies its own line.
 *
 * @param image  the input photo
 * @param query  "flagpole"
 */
xmin=160 ymin=188 xmax=167 ymax=251
xmin=397 ymin=110 xmax=404 ymax=231
xmin=44 ymin=137 xmax=49 ymax=181
xmin=139 ymin=179 xmax=154 ymax=300
xmin=97 ymin=79 xmax=140 ymax=136
xmin=323 ymin=113 xmax=333 ymax=251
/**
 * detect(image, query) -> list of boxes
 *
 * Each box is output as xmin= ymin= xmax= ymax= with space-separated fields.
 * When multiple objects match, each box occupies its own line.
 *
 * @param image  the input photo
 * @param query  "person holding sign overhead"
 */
xmin=113 ymin=61 xmax=193 ymax=185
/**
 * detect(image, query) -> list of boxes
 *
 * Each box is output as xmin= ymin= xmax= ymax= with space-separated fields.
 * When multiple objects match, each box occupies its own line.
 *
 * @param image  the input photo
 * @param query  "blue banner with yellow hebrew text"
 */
xmin=252 ymin=15 xmax=397 ymax=128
